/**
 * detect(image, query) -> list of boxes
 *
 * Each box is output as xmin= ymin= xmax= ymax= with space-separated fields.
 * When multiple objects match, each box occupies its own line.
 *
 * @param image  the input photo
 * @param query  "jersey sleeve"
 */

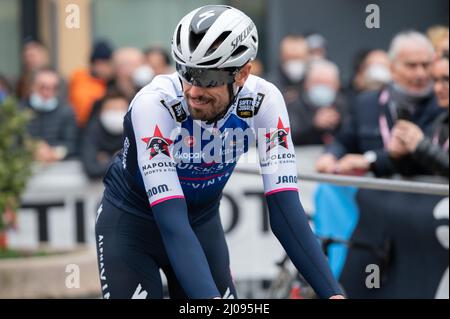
xmin=254 ymin=82 xmax=299 ymax=195
xmin=130 ymin=92 xmax=185 ymax=206
xmin=253 ymin=83 xmax=343 ymax=298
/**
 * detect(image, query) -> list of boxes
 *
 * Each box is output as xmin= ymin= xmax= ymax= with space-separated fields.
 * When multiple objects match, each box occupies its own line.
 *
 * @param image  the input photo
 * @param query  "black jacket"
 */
xmin=326 ymin=88 xmax=444 ymax=177
xmin=412 ymin=111 xmax=449 ymax=177
xmin=287 ymin=93 xmax=348 ymax=146
xmin=22 ymin=100 xmax=78 ymax=158
xmin=80 ymin=115 xmax=123 ymax=179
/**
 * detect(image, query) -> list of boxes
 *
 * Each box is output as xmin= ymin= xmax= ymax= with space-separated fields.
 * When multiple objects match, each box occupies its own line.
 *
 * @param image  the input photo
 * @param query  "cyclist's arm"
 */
xmin=254 ymin=83 xmax=343 ymax=298
xmin=131 ymin=93 xmax=220 ymax=299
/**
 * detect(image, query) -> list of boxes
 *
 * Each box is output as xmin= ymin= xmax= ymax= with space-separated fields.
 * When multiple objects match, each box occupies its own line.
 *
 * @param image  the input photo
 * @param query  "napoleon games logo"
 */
xmin=266 ymin=117 xmax=290 ymax=152
xmin=141 ymin=125 xmax=173 ymax=160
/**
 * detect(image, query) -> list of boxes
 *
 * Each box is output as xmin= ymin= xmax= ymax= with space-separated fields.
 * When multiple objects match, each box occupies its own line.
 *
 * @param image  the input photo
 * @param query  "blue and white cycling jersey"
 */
xmin=101 ymin=72 xmax=342 ymax=299
xmin=104 ymin=73 xmax=298 ymax=220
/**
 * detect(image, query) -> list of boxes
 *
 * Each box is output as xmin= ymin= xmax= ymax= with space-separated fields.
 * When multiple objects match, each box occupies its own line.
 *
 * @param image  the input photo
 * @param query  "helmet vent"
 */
xmin=205 ymin=31 xmax=232 ymax=57
xmin=197 ymin=57 xmax=221 ymax=67
xmin=231 ymin=45 xmax=248 ymax=58
xmin=189 ymin=31 xmax=206 ymax=52
xmin=176 ymin=24 xmax=182 ymax=50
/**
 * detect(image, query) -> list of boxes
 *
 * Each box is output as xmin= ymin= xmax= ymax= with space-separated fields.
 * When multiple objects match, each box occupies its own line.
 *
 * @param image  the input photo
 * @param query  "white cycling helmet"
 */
xmin=171 ymin=5 xmax=258 ymax=70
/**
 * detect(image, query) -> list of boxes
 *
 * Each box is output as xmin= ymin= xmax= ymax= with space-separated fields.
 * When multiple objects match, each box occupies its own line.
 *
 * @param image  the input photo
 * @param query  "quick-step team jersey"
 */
xmin=103 ymin=73 xmax=299 ymax=222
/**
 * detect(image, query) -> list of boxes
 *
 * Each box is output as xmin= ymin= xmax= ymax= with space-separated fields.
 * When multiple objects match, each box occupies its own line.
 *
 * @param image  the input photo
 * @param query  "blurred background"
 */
xmin=0 ymin=0 xmax=448 ymax=299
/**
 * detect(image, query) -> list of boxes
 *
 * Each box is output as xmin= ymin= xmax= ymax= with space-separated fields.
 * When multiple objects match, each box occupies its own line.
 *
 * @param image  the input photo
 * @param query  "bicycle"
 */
xmin=265 ymin=236 xmax=392 ymax=299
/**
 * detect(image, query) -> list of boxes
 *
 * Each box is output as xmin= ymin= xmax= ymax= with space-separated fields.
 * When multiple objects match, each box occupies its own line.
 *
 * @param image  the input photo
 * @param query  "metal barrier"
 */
xmin=235 ymin=168 xmax=449 ymax=196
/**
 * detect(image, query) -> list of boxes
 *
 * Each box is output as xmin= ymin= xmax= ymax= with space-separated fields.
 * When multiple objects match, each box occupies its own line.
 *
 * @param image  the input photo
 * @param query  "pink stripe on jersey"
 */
xmin=150 ymin=195 xmax=185 ymax=207
xmin=265 ymin=188 xmax=298 ymax=196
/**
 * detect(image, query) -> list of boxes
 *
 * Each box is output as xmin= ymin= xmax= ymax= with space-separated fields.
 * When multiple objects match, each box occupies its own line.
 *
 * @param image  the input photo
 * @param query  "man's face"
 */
xmin=391 ymin=42 xmax=433 ymax=94
xmin=432 ymin=59 xmax=449 ymax=108
xmin=182 ymin=81 xmax=231 ymax=121
xmin=280 ymin=38 xmax=309 ymax=63
xmin=32 ymin=71 xmax=59 ymax=100
xmin=147 ymin=52 xmax=169 ymax=75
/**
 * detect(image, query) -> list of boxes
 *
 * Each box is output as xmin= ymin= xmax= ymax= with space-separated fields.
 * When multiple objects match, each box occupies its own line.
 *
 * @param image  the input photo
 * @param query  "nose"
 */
xmin=188 ymin=84 xmax=206 ymax=97
xmin=416 ymin=64 xmax=430 ymax=81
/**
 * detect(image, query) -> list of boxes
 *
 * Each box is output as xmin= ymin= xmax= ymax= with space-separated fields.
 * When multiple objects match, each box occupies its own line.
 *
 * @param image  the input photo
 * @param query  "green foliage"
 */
xmin=0 ymin=98 xmax=34 ymax=232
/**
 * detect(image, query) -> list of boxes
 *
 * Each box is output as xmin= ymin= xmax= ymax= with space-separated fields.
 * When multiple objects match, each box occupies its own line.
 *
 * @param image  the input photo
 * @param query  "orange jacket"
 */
xmin=69 ymin=68 xmax=106 ymax=127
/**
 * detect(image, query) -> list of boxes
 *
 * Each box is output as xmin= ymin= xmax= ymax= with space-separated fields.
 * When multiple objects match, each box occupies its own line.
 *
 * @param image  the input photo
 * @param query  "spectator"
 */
xmin=22 ymin=68 xmax=78 ymax=164
xmin=80 ymin=90 xmax=128 ymax=179
xmin=269 ymin=35 xmax=310 ymax=104
xmin=305 ymin=32 xmax=327 ymax=60
xmin=427 ymin=25 xmax=449 ymax=59
xmin=287 ymin=59 xmax=347 ymax=145
xmin=388 ymin=52 xmax=449 ymax=177
xmin=346 ymin=49 xmax=391 ymax=100
xmin=69 ymin=40 xmax=114 ymax=128
xmin=144 ymin=46 xmax=172 ymax=75
xmin=16 ymin=40 xmax=50 ymax=101
xmin=316 ymin=31 xmax=443 ymax=177
xmin=113 ymin=47 xmax=152 ymax=100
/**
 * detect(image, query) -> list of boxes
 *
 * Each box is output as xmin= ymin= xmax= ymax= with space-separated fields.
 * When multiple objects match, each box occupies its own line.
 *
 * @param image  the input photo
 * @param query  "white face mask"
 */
xmin=100 ymin=110 xmax=126 ymax=134
xmin=307 ymin=84 xmax=336 ymax=108
xmin=30 ymin=93 xmax=58 ymax=112
xmin=282 ymin=60 xmax=306 ymax=83
xmin=365 ymin=64 xmax=391 ymax=84
xmin=132 ymin=65 xmax=154 ymax=88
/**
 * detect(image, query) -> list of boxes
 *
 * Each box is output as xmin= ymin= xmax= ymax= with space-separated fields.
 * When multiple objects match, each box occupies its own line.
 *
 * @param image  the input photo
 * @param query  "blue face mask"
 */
xmin=30 ymin=93 xmax=58 ymax=112
xmin=307 ymin=84 xmax=336 ymax=108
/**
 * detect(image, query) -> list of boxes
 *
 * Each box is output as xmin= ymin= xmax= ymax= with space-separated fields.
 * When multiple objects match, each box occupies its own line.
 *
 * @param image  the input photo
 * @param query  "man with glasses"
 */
xmin=22 ymin=67 xmax=78 ymax=163
xmin=95 ymin=5 xmax=344 ymax=299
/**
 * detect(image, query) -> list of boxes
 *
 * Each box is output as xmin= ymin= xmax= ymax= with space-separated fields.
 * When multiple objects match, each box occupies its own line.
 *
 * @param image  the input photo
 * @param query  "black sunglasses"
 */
xmin=176 ymin=63 xmax=241 ymax=88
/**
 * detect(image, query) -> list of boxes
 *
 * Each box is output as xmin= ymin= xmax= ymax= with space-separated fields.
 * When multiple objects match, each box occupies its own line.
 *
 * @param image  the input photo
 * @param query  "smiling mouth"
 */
xmin=190 ymin=98 xmax=212 ymax=108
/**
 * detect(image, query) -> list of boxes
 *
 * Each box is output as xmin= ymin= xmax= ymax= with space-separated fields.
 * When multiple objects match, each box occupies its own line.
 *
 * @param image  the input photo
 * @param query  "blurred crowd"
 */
xmin=0 ymin=40 xmax=173 ymax=179
xmin=0 ymin=26 xmax=448 ymax=180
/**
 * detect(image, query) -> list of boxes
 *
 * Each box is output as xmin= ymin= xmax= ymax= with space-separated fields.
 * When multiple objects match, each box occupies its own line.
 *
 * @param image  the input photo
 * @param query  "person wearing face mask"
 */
xmin=80 ymin=90 xmax=128 ymax=179
xmin=287 ymin=59 xmax=348 ymax=145
xmin=112 ymin=47 xmax=154 ymax=101
xmin=349 ymin=49 xmax=391 ymax=95
xmin=316 ymin=31 xmax=443 ymax=177
xmin=21 ymin=68 xmax=78 ymax=164
xmin=268 ymin=35 xmax=310 ymax=105
xmin=388 ymin=52 xmax=449 ymax=177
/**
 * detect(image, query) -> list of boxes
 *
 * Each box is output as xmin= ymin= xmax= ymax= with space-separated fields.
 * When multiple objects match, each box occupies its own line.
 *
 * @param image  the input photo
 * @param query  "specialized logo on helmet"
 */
xmin=231 ymin=23 xmax=255 ymax=50
xmin=141 ymin=125 xmax=173 ymax=160
xmin=266 ymin=117 xmax=290 ymax=152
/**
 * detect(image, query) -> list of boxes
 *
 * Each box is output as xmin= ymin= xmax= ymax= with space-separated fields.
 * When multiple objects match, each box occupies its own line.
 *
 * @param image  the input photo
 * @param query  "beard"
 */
xmin=186 ymin=95 xmax=229 ymax=122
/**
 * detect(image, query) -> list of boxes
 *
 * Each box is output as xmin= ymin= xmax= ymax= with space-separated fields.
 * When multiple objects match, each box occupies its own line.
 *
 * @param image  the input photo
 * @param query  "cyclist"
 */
xmin=95 ymin=5 xmax=344 ymax=299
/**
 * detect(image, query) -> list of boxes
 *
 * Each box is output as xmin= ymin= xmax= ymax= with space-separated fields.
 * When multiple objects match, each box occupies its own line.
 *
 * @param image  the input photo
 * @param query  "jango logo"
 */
xmin=147 ymin=184 xmax=170 ymax=198
xmin=276 ymin=175 xmax=298 ymax=184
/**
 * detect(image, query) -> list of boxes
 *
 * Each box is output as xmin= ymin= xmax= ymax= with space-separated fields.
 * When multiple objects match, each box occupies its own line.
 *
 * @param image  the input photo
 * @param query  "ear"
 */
xmin=235 ymin=63 xmax=252 ymax=86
